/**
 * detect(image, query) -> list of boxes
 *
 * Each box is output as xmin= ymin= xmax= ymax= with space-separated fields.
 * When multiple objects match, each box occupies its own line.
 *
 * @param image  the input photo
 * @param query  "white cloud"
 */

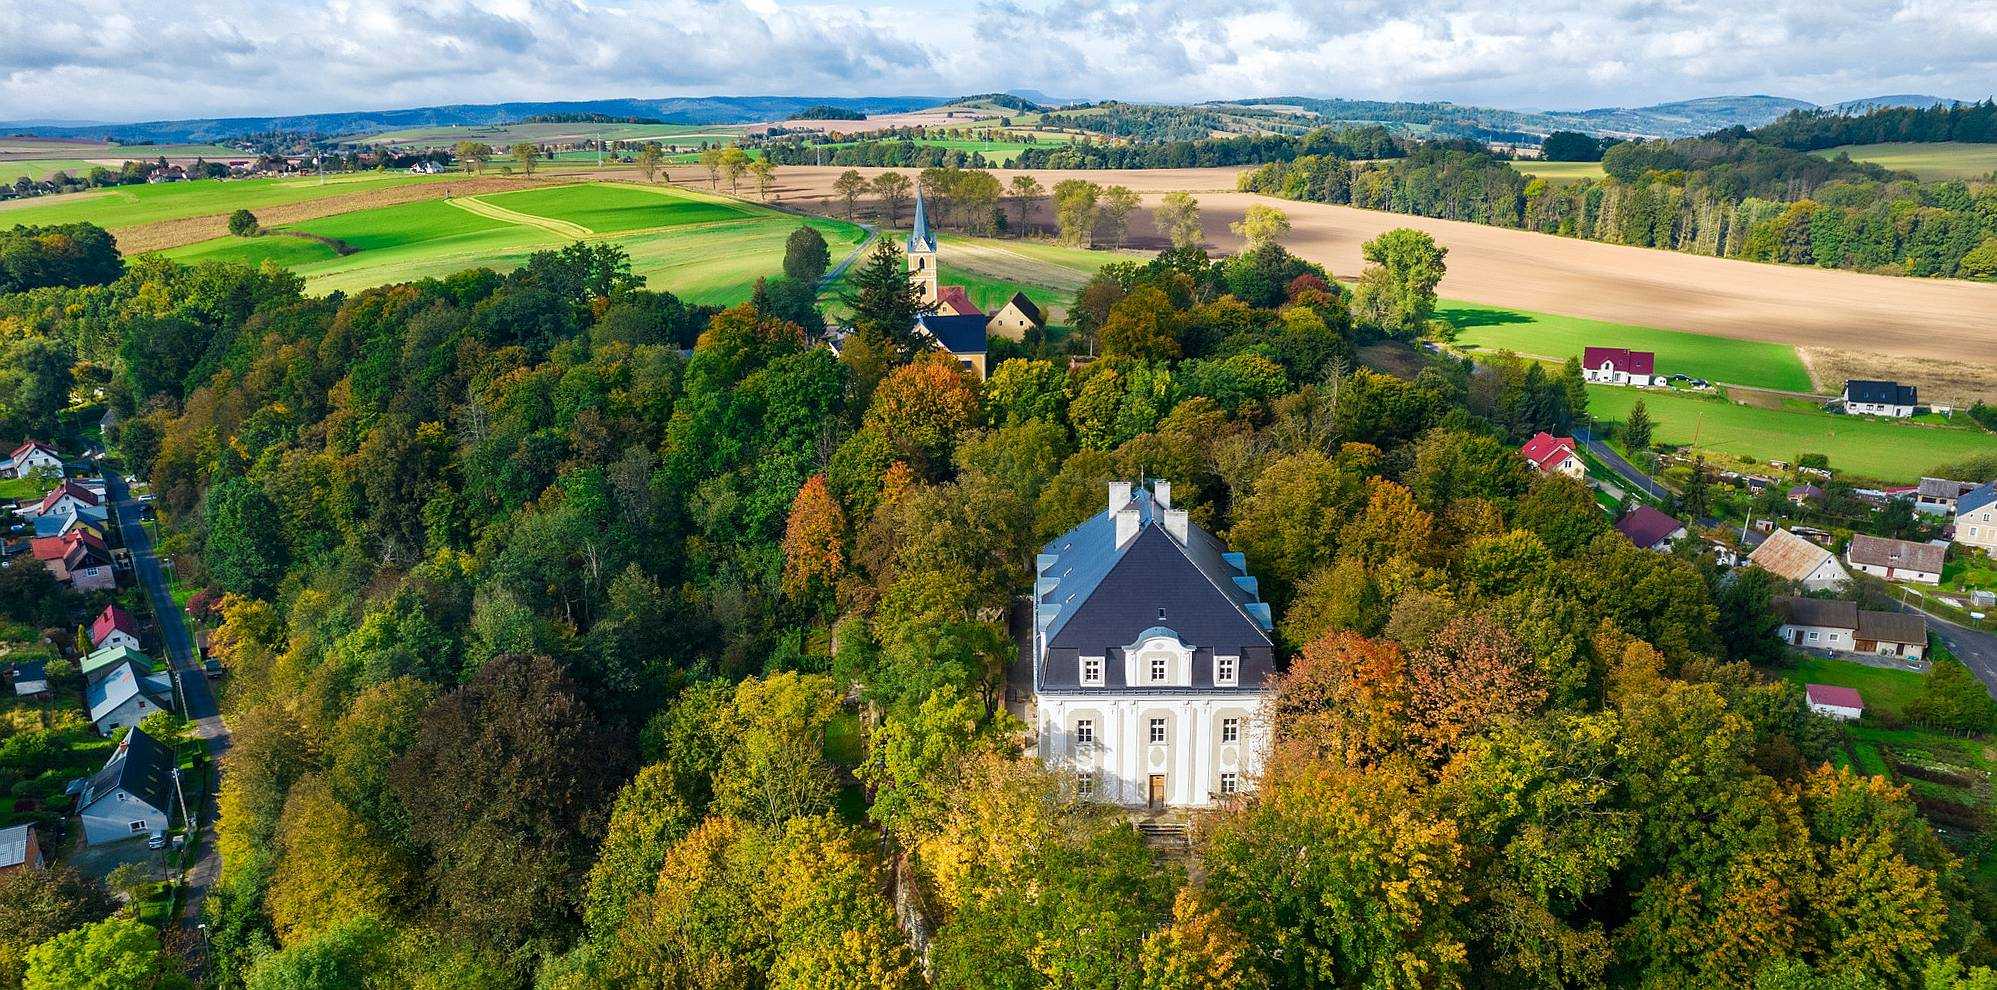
xmin=0 ymin=0 xmax=1991 ymax=122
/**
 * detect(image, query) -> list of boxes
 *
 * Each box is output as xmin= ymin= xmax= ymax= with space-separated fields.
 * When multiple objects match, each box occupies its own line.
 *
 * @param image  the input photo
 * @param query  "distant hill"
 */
xmin=1827 ymin=94 xmax=1957 ymax=113
xmin=14 ymin=95 xmax=950 ymax=144
xmin=1215 ymin=94 xmax=1817 ymax=140
xmin=1557 ymin=95 xmax=1816 ymax=137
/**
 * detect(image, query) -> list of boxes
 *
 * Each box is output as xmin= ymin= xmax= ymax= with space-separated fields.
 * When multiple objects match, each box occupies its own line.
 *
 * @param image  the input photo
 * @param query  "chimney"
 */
xmin=1153 ymin=480 xmax=1172 ymax=509
xmin=1114 ymin=508 xmax=1141 ymax=548
xmin=1163 ymin=508 xmax=1189 ymax=544
xmin=1108 ymin=481 xmax=1132 ymax=515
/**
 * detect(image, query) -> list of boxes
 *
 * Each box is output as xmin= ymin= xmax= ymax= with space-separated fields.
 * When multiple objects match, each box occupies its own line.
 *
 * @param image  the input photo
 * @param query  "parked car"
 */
xmin=146 ymin=830 xmax=167 ymax=850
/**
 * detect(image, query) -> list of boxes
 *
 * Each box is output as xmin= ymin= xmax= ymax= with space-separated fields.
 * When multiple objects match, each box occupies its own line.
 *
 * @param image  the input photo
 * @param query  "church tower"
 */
xmin=906 ymin=184 xmax=939 ymax=305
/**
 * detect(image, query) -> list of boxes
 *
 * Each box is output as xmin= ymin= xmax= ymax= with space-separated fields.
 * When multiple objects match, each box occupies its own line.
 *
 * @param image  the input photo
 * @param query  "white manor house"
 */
xmin=1030 ymin=480 xmax=1276 ymax=809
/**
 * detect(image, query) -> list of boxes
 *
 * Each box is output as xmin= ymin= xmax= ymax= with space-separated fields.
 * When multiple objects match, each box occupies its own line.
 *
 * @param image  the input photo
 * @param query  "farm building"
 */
xmin=1580 ymin=347 xmax=1660 ymax=386
xmin=1841 ymin=379 xmax=1917 ymax=417
xmin=1844 ymin=534 xmax=1945 ymax=585
xmin=1804 ymin=684 xmax=1865 ymax=721
xmin=1615 ymin=506 xmax=1687 ymax=551
xmin=1031 ymin=481 xmax=1275 ymax=809
xmin=1519 ymin=432 xmax=1584 ymax=479
xmin=1956 ymin=482 xmax=1997 ymax=552
xmin=1773 ymin=596 xmax=1926 ymax=661
xmin=1747 ymin=528 xmax=1850 ymax=591
xmin=987 ymin=292 xmax=1045 ymax=341
xmin=1915 ymin=477 xmax=1979 ymax=516
xmin=77 ymin=728 xmax=175 ymax=846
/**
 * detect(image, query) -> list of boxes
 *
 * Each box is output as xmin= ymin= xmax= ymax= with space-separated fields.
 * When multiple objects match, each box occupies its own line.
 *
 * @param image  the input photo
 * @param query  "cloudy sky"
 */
xmin=2 ymin=0 xmax=1993 ymax=122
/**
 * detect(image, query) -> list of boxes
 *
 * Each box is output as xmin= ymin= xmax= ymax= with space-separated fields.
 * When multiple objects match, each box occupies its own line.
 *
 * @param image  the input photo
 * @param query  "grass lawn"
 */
xmin=1585 ymin=386 xmax=1993 ymax=484
xmin=1815 ymin=142 xmax=1997 ymax=181
xmin=482 ymin=182 xmax=756 ymax=233
xmin=1 ymin=159 xmax=106 ymax=182
xmin=814 ymin=135 xmax=1072 ymax=165
xmin=936 ymin=233 xmax=1140 ymax=320
xmin=1939 ymin=548 xmax=1997 ymax=597
xmin=0 ymin=172 xmax=453 ymax=230
xmin=1442 ymin=301 xmax=1814 ymax=392
xmin=0 ymin=474 xmax=55 ymax=501
xmin=617 ymin=214 xmax=867 ymax=306
xmin=1514 ymin=161 xmax=1606 ymax=182
xmin=1776 ymin=655 xmax=1928 ymax=718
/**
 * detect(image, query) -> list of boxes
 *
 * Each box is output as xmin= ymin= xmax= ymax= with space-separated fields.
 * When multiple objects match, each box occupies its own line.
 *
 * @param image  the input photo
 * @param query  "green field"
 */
xmin=1 ymin=159 xmax=104 ymax=181
xmin=1816 ymin=142 xmax=1997 ymax=181
xmin=1776 ymin=655 xmax=1928 ymax=718
xmin=1586 ymin=385 xmax=1995 ymax=483
xmin=161 ymin=182 xmax=867 ymax=306
xmin=1514 ymin=160 xmax=1606 ymax=182
xmin=936 ymin=233 xmax=1139 ymax=321
xmin=1442 ymin=302 xmax=1815 ymax=392
xmin=813 ymin=135 xmax=1073 ymax=165
xmin=482 ymin=182 xmax=755 ymax=233
xmin=0 ymin=172 xmax=448 ymax=229
xmin=364 ymin=122 xmax=745 ymax=150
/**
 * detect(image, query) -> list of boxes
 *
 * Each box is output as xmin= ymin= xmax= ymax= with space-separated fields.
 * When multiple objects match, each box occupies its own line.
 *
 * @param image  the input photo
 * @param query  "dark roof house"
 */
xmin=1615 ymin=506 xmax=1686 ymax=550
xmin=1844 ymin=379 xmax=1917 ymax=406
xmin=1582 ymin=346 xmax=1655 ymax=376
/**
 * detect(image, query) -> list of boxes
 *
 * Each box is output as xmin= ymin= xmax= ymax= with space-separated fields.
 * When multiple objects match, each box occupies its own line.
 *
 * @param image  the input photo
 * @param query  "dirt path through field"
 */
xmin=448 ymin=195 xmax=593 ymax=238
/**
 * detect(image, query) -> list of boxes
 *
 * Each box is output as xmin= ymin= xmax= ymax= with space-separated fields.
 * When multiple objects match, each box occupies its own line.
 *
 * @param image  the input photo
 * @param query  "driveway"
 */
xmin=105 ymin=473 xmax=229 ymax=972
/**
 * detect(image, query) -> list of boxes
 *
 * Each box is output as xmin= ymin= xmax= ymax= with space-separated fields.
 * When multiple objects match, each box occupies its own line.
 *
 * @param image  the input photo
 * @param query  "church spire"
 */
xmin=906 ymin=183 xmax=936 ymax=254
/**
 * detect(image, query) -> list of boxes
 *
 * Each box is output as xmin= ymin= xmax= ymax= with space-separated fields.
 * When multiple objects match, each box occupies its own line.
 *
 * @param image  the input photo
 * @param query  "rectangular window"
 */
xmin=1075 ymin=719 xmax=1093 ymax=745
xmin=1150 ymin=657 xmax=1167 ymax=683
xmin=1219 ymin=773 xmax=1238 ymax=795
xmin=1077 ymin=774 xmax=1094 ymax=798
xmin=1215 ymin=656 xmax=1237 ymax=686
xmin=1149 ymin=717 xmax=1166 ymax=744
xmin=1808 ymin=631 xmax=1820 ymax=642
xmin=128 ymin=821 xmax=147 ymax=833
xmin=1081 ymin=657 xmax=1103 ymax=686
xmin=1222 ymin=717 xmax=1240 ymax=743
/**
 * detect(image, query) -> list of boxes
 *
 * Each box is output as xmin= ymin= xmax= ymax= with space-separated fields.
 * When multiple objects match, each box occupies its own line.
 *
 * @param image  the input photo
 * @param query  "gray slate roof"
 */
xmin=1961 ymin=481 xmax=1997 ymax=517
xmin=906 ymin=186 xmax=936 ymax=254
xmin=1845 ymin=379 xmax=1917 ymax=406
xmin=81 ymin=727 xmax=174 ymax=817
xmin=1036 ymin=485 xmax=1273 ymax=692
xmin=1775 ymin=595 xmax=1858 ymax=629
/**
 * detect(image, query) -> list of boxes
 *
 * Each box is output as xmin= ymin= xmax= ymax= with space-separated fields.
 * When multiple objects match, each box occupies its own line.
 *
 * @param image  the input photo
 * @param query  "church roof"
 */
xmin=916 ymin=313 xmax=988 ymax=356
xmin=906 ymin=185 xmax=936 ymax=254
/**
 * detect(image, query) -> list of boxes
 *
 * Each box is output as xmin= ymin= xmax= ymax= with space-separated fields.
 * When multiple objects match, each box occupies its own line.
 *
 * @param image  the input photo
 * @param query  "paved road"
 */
xmin=1575 ymin=425 xmax=1671 ymax=501
xmin=106 ymin=474 xmax=228 ymax=969
xmin=1905 ymin=602 xmax=1997 ymax=698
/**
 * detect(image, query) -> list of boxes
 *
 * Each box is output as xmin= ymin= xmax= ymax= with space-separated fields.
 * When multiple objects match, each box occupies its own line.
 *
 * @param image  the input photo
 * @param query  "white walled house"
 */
xmin=1957 ymin=483 xmax=1997 ymax=553
xmin=1774 ymin=596 xmax=1927 ymax=661
xmin=1844 ymin=534 xmax=1945 ymax=585
xmin=1519 ymin=432 xmax=1584 ymax=480
xmin=1805 ymin=684 xmax=1865 ymax=721
xmin=1842 ymin=379 xmax=1917 ymax=418
xmin=1581 ymin=347 xmax=1660 ymax=386
xmin=1032 ymin=481 xmax=1275 ymax=809
xmin=1747 ymin=528 xmax=1851 ymax=592
xmin=1 ymin=440 xmax=62 ymax=479
xmin=77 ymin=728 xmax=174 ymax=846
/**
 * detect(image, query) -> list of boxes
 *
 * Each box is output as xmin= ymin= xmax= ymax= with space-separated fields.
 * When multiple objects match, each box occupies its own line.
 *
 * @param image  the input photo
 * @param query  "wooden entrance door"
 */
xmin=1147 ymin=775 xmax=1166 ymax=808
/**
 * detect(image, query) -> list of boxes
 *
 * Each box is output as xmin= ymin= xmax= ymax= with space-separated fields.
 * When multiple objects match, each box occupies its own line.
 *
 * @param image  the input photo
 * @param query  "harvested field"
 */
xmin=749 ymin=165 xmax=1997 ymax=392
xmin=1802 ymin=347 xmax=1997 ymax=409
xmin=752 ymin=107 xmax=1001 ymax=136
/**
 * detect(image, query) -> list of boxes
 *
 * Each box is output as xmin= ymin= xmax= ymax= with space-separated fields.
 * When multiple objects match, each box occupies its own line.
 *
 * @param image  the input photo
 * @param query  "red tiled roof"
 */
xmin=29 ymin=537 xmax=68 ymax=561
xmin=1581 ymin=346 xmax=1655 ymax=376
xmin=9 ymin=440 xmax=57 ymax=461
xmin=1805 ymin=683 xmax=1864 ymax=710
xmin=91 ymin=605 xmax=139 ymax=644
xmin=1519 ymin=432 xmax=1577 ymax=473
xmin=37 ymin=481 xmax=101 ymax=513
xmin=936 ymin=284 xmax=982 ymax=317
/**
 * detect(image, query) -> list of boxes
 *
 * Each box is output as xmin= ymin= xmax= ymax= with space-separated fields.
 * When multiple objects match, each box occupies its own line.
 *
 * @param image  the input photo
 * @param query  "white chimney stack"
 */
xmin=1154 ymin=480 xmax=1172 ymax=508
xmin=1108 ymin=481 xmax=1132 ymax=515
xmin=1163 ymin=508 xmax=1189 ymax=544
xmin=1114 ymin=508 xmax=1141 ymax=548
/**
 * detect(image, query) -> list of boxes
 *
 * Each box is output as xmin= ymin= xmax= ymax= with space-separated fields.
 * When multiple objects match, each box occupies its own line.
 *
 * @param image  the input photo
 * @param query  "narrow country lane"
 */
xmin=1906 ymin=602 xmax=1997 ymax=700
xmin=106 ymin=473 xmax=229 ymax=972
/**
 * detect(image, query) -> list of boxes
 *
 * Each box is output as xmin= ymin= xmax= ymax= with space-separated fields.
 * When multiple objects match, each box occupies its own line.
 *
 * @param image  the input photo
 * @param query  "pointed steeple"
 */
xmin=906 ymin=184 xmax=936 ymax=254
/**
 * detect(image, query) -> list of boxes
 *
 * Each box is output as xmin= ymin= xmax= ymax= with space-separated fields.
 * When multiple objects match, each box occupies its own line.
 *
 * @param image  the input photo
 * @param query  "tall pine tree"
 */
xmin=842 ymin=238 xmax=932 ymax=362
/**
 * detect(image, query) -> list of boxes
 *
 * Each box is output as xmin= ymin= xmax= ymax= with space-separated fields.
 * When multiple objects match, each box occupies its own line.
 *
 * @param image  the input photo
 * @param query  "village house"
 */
xmin=1956 ymin=483 xmax=1997 ymax=552
xmin=1787 ymin=484 xmax=1825 ymax=507
xmin=90 ymin=604 xmax=144 ymax=652
xmin=29 ymin=529 xmax=115 ymax=591
xmin=76 ymin=728 xmax=175 ymax=846
xmin=0 ymin=824 xmax=42 ymax=873
xmin=21 ymin=480 xmax=103 ymax=521
xmin=0 ymin=440 xmax=62 ymax=479
xmin=1841 ymin=379 xmax=1917 ymax=418
xmin=1915 ymin=477 xmax=1979 ymax=516
xmin=1804 ymin=684 xmax=1865 ymax=721
xmin=1747 ymin=528 xmax=1851 ymax=591
xmin=1031 ymin=481 xmax=1275 ymax=809
xmin=1580 ymin=347 xmax=1661 ymax=386
xmin=986 ymin=292 xmax=1046 ymax=341
xmin=1844 ymin=534 xmax=1945 ymax=585
xmin=1615 ymin=505 xmax=1687 ymax=551
xmin=897 ymin=187 xmax=1044 ymax=375
xmin=1773 ymin=596 xmax=1927 ymax=661
xmin=82 ymin=644 xmax=153 ymax=684
xmin=86 ymin=659 xmax=173 ymax=736
xmin=913 ymin=314 xmax=990 ymax=381
xmin=1519 ymin=432 xmax=1584 ymax=479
